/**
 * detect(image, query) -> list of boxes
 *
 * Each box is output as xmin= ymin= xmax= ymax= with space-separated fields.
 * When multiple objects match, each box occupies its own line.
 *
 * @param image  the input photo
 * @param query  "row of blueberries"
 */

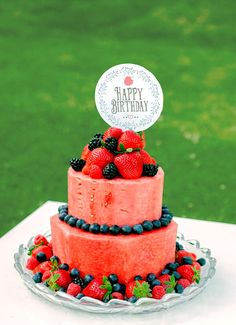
xmin=57 ymin=204 xmax=173 ymax=235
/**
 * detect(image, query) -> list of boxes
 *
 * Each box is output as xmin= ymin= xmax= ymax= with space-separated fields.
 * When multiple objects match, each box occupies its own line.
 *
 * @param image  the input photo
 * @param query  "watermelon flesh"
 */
xmin=68 ymin=167 xmax=164 ymax=226
xmin=51 ymin=215 xmax=177 ymax=284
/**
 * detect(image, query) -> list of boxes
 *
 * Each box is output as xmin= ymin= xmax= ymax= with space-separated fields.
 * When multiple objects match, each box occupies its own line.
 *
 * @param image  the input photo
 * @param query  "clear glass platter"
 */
xmin=14 ymin=231 xmax=216 ymax=314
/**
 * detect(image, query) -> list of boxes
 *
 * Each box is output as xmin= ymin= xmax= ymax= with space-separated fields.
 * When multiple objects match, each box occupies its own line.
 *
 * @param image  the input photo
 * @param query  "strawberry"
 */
xmin=87 ymin=148 xmax=114 ymax=169
xmin=176 ymin=250 xmax=197 ymax=264
xmin=32 ymin=245 xmax=53 ymax=260
xmin=158 ymin=274 xmax=171 ymax=290
xmin=67 ymin=283 xmax=81 ymax=296
xmin=114 ymin=152 xmax=143 ymax=179
xmin=81 ymin=144 xmax=90 ymax=160
xmin=53 ymin=270 xmax=71 ymax=288
xmin=177 ymin=265 xmax=201 ymax=284
xmin=42 ymin=270 xmax=52 ymax=282
xmin=118 ymin=130 xmax=142 ymax=151
xmin=103 ymin=127 xmax=123 ymax=141
xmin=89 ymin=164 xmax=103 ymax=179
xmin=192 ymin=261 xmax=201 ymax=271
xmin=140 ymin=150 xmax=154 ymax=164
xmin=152 ymin=285 xmax=165 ymax=299
xmin=26 ymin=256 xmax=39 ymax=270
xmin=158 ymin=274 xmax=176 ymax=293
xmin=82 ymin=277 xmax=112 ymax=301
xmin=125 ymin=280 xmax=152 ymax=299
xmin=34 ymin=235 xmax=48 ymax=246
xmin=111 ymin=292 xmax=124 ymax=300
xmin=82 ymin=163 xmax=90 ymax=175
xmin=33 ymin=261 xmax=52 ymax=274
xmin=177 ymin=278 xmax=191 ymax=288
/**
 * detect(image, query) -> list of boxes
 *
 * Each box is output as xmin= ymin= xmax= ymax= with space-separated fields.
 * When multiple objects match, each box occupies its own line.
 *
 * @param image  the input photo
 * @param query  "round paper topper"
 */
xmin=95 ymin=63 xmax=163 ymax=131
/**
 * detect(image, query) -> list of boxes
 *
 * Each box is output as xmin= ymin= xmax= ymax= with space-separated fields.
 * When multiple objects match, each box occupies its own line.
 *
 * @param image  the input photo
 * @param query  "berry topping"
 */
xmin=103 ymin=163 xmax=119 ymax=179
xmin=103 ymin=127 xmax=123 ymax=141
xmin=182 ymin=256 xmax=193 ymax=265
xmin=84 ymin=274 xmax=94 ymax=286
xmin=142 ymin=220 xmax=154 ymax=231
xmin=172 ymin=271 xmax=181 ymax=280
xmin=152 ymin=219 xmax=161 ymax=229
xmin=176 ymin=250 xmax=197 ymax=264
xmin=109 ymin=225 xmax=120 ymax=235
xmin=152 ymin=285 xmax=165 ymax=300
xmin=142 ymin=164 xmax=158 ymax=176
xmin=88 ymin=137 xmax=102 ymax=151
xmin=76 ymin=219 xmax=85 ymax=228
xmin=69 ymin=158 xmax=86 ymax=171
xmin=26 ymin=256 xmax=40 ymax=270
xmin=140 ymin=150 xmax=154 ymax=164
xmin=82 ymin=276 xmax=112 ymax=301
xmin=111 ymin=292 xmax=124 ymax=300
xmin=175 ymin=284 xmax=184 ymax=294
xmin=72 ymin=277 xmax=84 ymax=287
xmin=52 ymin=270 xmax=71 ymax=289
xmin=36 ymin=252 xmax=47 ymax=262
xmin=33 ymin=261 xmax=52 ymax=274
xmin=81 ymin=223 xmax=90 ymax=231
xmin=104 ymin=137 xmax=118 ymax=153
xmin=87 ymin=148 xmax=114 ymax=169
xmin=126 ymin=280 xmax=152 ymax=299
xmin=150 ymin=279 xmax=161 ymax=288
xmin=81 ymin=144 xmax=91 ymax=160
xmin=68 ymin=216 xmax=77 ymax=227
xmin=117 ymin=130 xmax=143 ymax=151
xmin=176 ymin=265 xmax=201 ymax=284
xmin=114 ymin=152 xmax=143 ymax=179
xmin=67 ymin=283 xmax=81 ymax=296
xmin=146 ymin=273 xmax=156 ymax=283
xmin=112 ymin=283 xmax=122 ymax=292
xmin=128 ymin=296 xmax=138 ymax=303
xmin=34 ymin=235 xmax=48 ymax=246
xmin=89 ymin=164 xmax=103 ymax=179
xmin=32 ymin=245 xmax=53 ymax=261
xmin=42 ymin=270 xmax=52 ymax=283
xmin=76 ymin=293 xmax=85 ymax=300
xmin=100 ymin=224 xmax=109 ymax=234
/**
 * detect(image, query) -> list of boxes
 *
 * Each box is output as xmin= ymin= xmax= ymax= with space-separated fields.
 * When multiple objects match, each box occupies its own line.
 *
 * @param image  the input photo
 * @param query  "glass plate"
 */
xmin=14 ymin=231 xmax=216 ymax=314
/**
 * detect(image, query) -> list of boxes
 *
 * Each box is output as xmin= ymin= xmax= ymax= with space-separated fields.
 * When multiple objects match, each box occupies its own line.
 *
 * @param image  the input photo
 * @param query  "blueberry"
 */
xmin=161 ymin=269 xmax=170 ymax=275
xmin=76 ymin=219 xmax=85 ymax=228
xmin=160 ymin=218 xmax=170 ymax=227
xmin=84 ymin=274 xmax=94 ymax=286
xmin=142 ymin=220 xmax=153 ymax=231
xmin=197 ymin=258 xmax=206 ymax=266
xmin=81 ymin=223 xmax=90 ymax=231
xmin=108 ymin=274 xmax=118 ymax=284
xmin=36 ymin=252 xmax=47 ymax=262
xmin=109 ymin=225 xmax=120 ymax=235
xmin=162 ymin=213 xmax=173 ymax=221
xmin=128 ymin=296 xmax=138 ymax=303
xmin=70 ymin=268 xmax=80 ymax=278
xmin=50 ymin=255 xmax=60 ymax=263
xmin=134 ymin=275 xmax=143 ymax=281
xmin=59 ymin=287 xmax=66 ymax=292
xmin=59 ymin=212 xmax=67 ymax=221
xmin=176 ymin=242 xmax=184 ymax=251
xmin=112 ymin=283 xmax=122 ymax=292
xmin=103 ymin=296 xmax=110 ymax=303
xmin=150 ymin=279 xmax=161 ymax=288
xmin=182 ymin=256 xmax=193 ymax=265
xmin=32 ymin=272 xmax=43 ymax=283
xmin=121 ymin=225 xmax=132 ymax=235
xmin=89 ymin=223 xmax=100 ymax=234
xmin=58 ymin=205 xmax=68 ymax=213
xmin=152 ymin=220 xmax=161 ymax=229
xmin=100 ymin=224 xmax=109 ymax=234
xmin=146 ymin=273 xmax=156 ymax=283
xmin=68 ymin=217 xmax=77 ymax=227
xmin=64 ymin=215 xmax=71 ymax=223
xmin=76 ymin=293 xmax=85 ymax=300
xmin=59 ymin=263 xmax=69 ymax=271
xmin=119 ymin=284 xmax=126 ymax=294
xmin=172 ymin=271 xmax=181 ymax=280
xmin=132 ymin=224 xmax=143 ymax=234
xmin=175 ymin=284 xmax=184 ymax=294
xmin=162 ymin=204 xmax=168 ymax=210
xmin=166 ymin=262 xmax=178 ymax=271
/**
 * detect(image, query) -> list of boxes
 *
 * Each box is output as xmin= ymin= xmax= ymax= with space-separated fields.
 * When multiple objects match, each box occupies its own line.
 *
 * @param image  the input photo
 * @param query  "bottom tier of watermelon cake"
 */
xmin=50 ymin=214 xmax=178 ymax=284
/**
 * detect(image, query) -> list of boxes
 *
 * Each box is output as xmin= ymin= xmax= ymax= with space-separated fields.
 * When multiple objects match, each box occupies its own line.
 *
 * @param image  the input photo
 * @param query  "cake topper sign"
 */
xmin=95 ymin=64 xmax=163 ymax=131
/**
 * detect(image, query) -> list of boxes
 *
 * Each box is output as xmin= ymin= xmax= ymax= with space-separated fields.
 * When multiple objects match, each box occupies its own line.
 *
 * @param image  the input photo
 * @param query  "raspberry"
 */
xmin=152 ymin=285 xmax=165 ymax=299
xmin=67 ymin=283 xmax=82 ymax=296
xmin=177 ymin=278 xmax=191 ymax=288
xmin=111 ymin=292 xmax=124 ymax=300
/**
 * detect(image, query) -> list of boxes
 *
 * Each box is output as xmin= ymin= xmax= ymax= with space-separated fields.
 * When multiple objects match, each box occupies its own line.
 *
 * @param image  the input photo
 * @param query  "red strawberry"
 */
xmin=42 ymin=270 xmax=52 ymax=282
xmin=26 ymin=256 xmax=39 ymax=270
xmin=82 ymin=163 xmax=90 ymax=175
xmin=53 ymin=270 xmax=71 ymax=288
xmin=158 ymin=274 xmax=171 ymax=290
xmin=118 ymin=130 xmax=142 ymax=150
xmin=89 ymin=165 xmax=103 ymax=179
xmin=33 ymin=261 xmax=52 ymax=274
xmin=111 ymin=292 xmax=124 ymax=300
xmin=34 ymin=235 xmax=48 ymax=246
xmin=48 ymin=240 xmax=53 ymax=249
xmin=140 ymin=150 xmax=154 ymax=164
xmin=192 ymin=261 xmax=201 ymax=271
xmin=114 ymin=152 xmax=143 ymax=179
xmin=82 ymin=278 xmax=108 ymax=301
xmin=67 ymin=283 xmax=81 ymax=296
xmin=177 ymin=265 xmax=201 ymax=284
xmin=176 ymin=250 xmax=197 ymax=264
xmin=152 ymin=285 xmax=165 ymax=300
xmin=32 ymin=245 xmax=53 ymax=260
xmin=87 ymin=148 xmax=114 ymax=169
xmin=103 ymin=127 xmax=123 ymax=141
xmin=177 ymin=278 xmax=191 ymax=288
xmin=126 ymin=280 xmax=151 ymax=299
xmin=81 ymin=144 xmax=90 ymax=160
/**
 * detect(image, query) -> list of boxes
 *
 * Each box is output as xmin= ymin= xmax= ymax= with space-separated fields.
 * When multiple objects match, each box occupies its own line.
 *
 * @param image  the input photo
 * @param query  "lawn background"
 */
xmin=1 ymin=0 xmax=236 ymax=236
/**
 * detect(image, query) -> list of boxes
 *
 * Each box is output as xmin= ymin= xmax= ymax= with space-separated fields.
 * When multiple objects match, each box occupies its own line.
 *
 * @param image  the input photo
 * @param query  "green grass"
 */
xmin=1 ymin=0 xmax=236 ymax=236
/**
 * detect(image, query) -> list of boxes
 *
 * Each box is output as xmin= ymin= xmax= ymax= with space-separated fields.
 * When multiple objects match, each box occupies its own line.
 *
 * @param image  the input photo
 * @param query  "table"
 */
xmin=1 ymin=201 xmax=236 ymax=325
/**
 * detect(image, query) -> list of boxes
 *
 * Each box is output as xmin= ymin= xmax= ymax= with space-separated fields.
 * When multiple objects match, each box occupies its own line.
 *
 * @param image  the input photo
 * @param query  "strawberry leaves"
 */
xmin=133 ymin=281 xmax=152 ymax=298
xmin=165 ymin=274 xmax=177 ymax=293
xmin=100 ymin=276 xmax=113 ymax=299
xmin=192 ymin=267 xmax=201 ymax=284
xmin=27 ymin=242 xmax=44 ymax=256
xmin=47 ymin=273 xmax=61 ymax=291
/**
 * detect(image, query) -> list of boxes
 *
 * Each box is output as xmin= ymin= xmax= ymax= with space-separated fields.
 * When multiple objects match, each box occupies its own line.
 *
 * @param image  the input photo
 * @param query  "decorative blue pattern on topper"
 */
xmin=95 ymin=64 xmax=163 ymax=132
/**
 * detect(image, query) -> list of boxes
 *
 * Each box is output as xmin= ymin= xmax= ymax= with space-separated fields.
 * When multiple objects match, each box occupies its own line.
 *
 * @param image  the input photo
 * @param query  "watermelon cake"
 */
xmin=25 ymin=127 xmax=206 ymax=303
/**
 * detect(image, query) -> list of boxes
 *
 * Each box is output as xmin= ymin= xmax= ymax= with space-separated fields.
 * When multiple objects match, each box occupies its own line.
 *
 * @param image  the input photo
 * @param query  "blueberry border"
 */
xmin=57 ymin=204 xmax=173 ymax=235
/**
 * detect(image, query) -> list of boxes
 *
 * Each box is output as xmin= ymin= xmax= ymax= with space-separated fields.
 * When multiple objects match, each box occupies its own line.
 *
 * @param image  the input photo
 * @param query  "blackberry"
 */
xmin=69 ymin=158 xmax=86 ymax=171
xmin=72 ymin=277 xmax=84 ymax=287
xmin=88 ymin=137 xmax=102 ymax=151
xmin=104 ymin=137 xmax=118 ymax=153
xmin=93 ymin=133 xmax=103 ymax=139
xmin=142 ymin=164 xmax=159 ymax=177
xmin=103 ymin=163 xmax=118 ymax=179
